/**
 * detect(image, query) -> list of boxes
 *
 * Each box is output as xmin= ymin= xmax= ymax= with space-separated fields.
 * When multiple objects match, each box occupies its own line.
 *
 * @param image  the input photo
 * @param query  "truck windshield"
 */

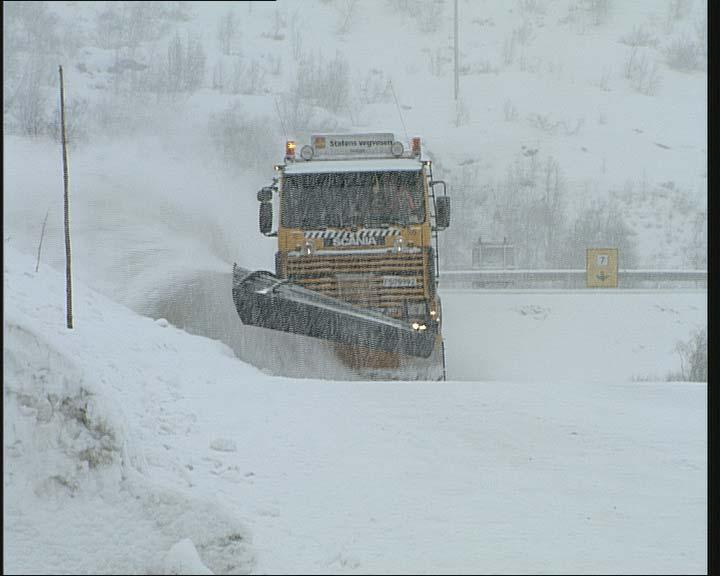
xmin=282 ymin=170 xmax=425 ymax=228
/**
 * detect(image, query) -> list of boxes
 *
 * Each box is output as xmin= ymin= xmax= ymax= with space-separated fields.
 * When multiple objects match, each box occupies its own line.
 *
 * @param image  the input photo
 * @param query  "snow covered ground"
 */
xmin=4 ymin=246 xmax=706 ymax=574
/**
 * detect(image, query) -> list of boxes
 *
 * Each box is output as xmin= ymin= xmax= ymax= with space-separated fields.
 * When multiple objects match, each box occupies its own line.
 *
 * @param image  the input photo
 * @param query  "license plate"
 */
xmin=382 ymin=276 xmax=417 ymax=288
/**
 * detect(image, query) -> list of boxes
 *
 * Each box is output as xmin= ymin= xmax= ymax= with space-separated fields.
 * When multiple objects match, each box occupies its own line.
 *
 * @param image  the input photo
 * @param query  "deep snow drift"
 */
xmin=4 ymin=247 xmax=706 ymax=574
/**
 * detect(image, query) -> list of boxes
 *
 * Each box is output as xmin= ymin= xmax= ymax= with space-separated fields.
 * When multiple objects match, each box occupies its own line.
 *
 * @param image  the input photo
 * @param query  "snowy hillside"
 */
xmin=3 ymin=0 xmax=707 ymax=274
xmin=4 ymin=247 xmax=707 ymax=574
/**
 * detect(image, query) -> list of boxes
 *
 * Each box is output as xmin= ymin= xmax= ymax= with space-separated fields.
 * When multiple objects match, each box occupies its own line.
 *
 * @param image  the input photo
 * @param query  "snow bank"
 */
xmin=163 ymin=539 xmax=214 ymax=575
xmin=4 ymin=246 xmax=254 ymax=574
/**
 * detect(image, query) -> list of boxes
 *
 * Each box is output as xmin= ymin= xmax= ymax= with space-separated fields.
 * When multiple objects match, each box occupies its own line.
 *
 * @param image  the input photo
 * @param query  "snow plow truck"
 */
xmin=232 ymin=133 xmax=451 ymax=380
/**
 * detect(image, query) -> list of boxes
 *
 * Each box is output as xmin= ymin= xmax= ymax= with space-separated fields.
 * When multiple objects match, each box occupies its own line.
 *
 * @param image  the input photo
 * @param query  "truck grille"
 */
xmin=284 ymin=250 xmax=426 ymax=315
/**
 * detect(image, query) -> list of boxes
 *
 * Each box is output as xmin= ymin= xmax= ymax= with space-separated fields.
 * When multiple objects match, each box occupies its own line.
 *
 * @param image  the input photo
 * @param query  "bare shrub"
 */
xmin=336 ymin=0 xmax=359 ymax=35
xmin=160 ymin=32 xmax=206 ymax=93
xmin=682 ymin=210 xmax=707 ymax=268
xmin=388 ymin=0 xmax=445 ymax=32
xmin=429 ymin=48 xmax=451 ymax=76
xmin=504 ymin=99 xmax=519 ymax=122
xmin=386 ymin=0 xmax=411 ymax=10
xmin=9 ymin=57 xmax=50 ymax=136
xmin=518 ymin=0 xmax=546 ymax=15
xmin=667 ymin=0 xmax=694 ymax=24
xmin=263 ymin=8 xmax=286 ymax=40
xmin=668 ymin=327 xmax=707 ymax=382
xmin=208 ymin=103 xmax=278 ymax=171
xmin=290 ymin=22 xmax=303 ymax=60
xmin=217 ymin=9 xmax=239 ymax=55
xmin=496 ymin=153 xmax=568 ymax=268
xmin=95 ymin=2 xmax=163 ymax=50
xmin=620 ymin=25 xmax=659 ymax=48
xmin=442 ymin=163 xmax=490 ymax=267
xmin=357 ymin=69 xmax=391 ymax=105
xmin=665 ymin=35 xmax=702 ymax=71
xmin=468 ymin=59 xmax=496 ymax=74
xmin=266 ymin=54 xmax=282 ymax=76
xmin=585 ymin=0 xmax=611 ymax=26
xmin=561 ymin=117 xmax=585 ymax=136
xmin=624 ymin=47 xmax=662 ymax=95
xmin=539 ymin=156 xmax=567 ymax=265
xmin=161 ymin=2 xmax=192 ymax=22
xmin=596 ymin=66 xmax=612 ymax=91
xmin=49 ymin=97 xmax=89 ymax=147
xmin=212 ymin=60 xmax=225 ymax=91
xmin=515 ymin=21 xmax=535 ymax=46
xmin=184 ymin=34 xmax=206 ymax=91
xmin=277 ymin=91 xmax=318 ymax=137
xmin=558 ymin=197 xmax=638 ymax=268
xmin=453 ymin=98 xmax=470 ymax=127
xmin=91 ymin=93 xmax=153 ymax=136
xmin=294 ymin=52 xmax=349 ymax=114
xmin=528 ymin=112 xmax=560 ymax=134
xmin=6 ymin=1 xmax=61 ymax=54
xmin=415 ymin=0 xmax=445 ymax=33
xmin=229 ymin=57 xmax=266 ymax=95
xmin=502 ymin=33 xmax=517 ymax=66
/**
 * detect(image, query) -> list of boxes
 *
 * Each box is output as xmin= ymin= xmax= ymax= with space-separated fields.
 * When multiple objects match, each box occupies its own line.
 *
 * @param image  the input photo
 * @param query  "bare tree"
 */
xmin=541 ymin=157 xmax=566 ymax=265
xmin=217 ymin=9 xmax=239 ymax=55
xmin=12 ymin=56 xmax=49 ymax=136
xmin=184 ymin=34 xmax=206 ymax=91
xmin=293 ymin=52 xmax=349 ymax=113
xmin=585 ymin=0 xmax=611 ymax=26
xmin=624 ymin=46 xmax=662 ymax=95
xmin=163 ymin=33 xmax=206 ymax=93
xmin=166 ymin=32 xmax=184 ymax=92
xmin=336 ymin=0 xmax=358 ymax=35
xmin=670 ymin=327 xmax=706 ymax=382
xmin=559 ymin=198 xmax=638 ymax=268
xmin=212 ymin=60 xmax=225 ymax=91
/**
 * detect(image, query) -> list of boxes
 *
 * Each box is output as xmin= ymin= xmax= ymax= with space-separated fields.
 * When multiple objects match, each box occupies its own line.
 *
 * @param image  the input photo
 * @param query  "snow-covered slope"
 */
xmin=3 ymin=0 xmax=707 ymax=271
xmin=4 ymin=247 xmax=706 ymax=574
xmin=4 ymin=246 xmax=255 ymax=574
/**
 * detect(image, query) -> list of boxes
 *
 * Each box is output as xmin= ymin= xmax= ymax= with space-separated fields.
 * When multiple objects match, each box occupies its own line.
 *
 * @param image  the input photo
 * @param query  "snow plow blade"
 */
xmin=232 ymin=265 xmax=435 ymax=358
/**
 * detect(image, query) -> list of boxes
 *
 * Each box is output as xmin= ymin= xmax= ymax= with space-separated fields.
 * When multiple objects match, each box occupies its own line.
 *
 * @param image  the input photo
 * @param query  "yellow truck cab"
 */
xmin=255 ymin=133 xmax=451 ymax=379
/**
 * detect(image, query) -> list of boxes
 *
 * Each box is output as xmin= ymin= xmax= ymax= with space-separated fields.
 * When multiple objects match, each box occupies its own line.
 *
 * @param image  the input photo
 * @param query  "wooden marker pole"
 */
xmin=59 ymin=65 xmax=73 ymax=329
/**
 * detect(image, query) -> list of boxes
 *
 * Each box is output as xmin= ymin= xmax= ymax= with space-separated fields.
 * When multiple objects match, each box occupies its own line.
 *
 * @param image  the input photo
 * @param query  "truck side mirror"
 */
xmin=259 ymin=202 xmax=273 ymax=235
xmin=435 ymin=196 xmax=450 ymax=230
xmin=257 ymin=187 xmax=273 ymax=202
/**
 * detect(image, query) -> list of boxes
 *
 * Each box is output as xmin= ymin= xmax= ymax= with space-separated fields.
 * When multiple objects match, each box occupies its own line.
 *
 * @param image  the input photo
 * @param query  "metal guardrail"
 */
xmin=439 ymin=269 xmax=707 ymax=289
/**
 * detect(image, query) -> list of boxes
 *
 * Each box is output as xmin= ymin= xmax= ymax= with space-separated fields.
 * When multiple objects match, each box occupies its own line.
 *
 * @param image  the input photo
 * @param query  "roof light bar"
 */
xmin=411 ymin=137 xmax=421 ymax=157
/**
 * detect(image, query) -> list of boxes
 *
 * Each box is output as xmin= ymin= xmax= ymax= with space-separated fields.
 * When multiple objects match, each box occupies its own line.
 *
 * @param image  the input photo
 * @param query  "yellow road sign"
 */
xmin=586 ymin=248 xmax=618 ymax=288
